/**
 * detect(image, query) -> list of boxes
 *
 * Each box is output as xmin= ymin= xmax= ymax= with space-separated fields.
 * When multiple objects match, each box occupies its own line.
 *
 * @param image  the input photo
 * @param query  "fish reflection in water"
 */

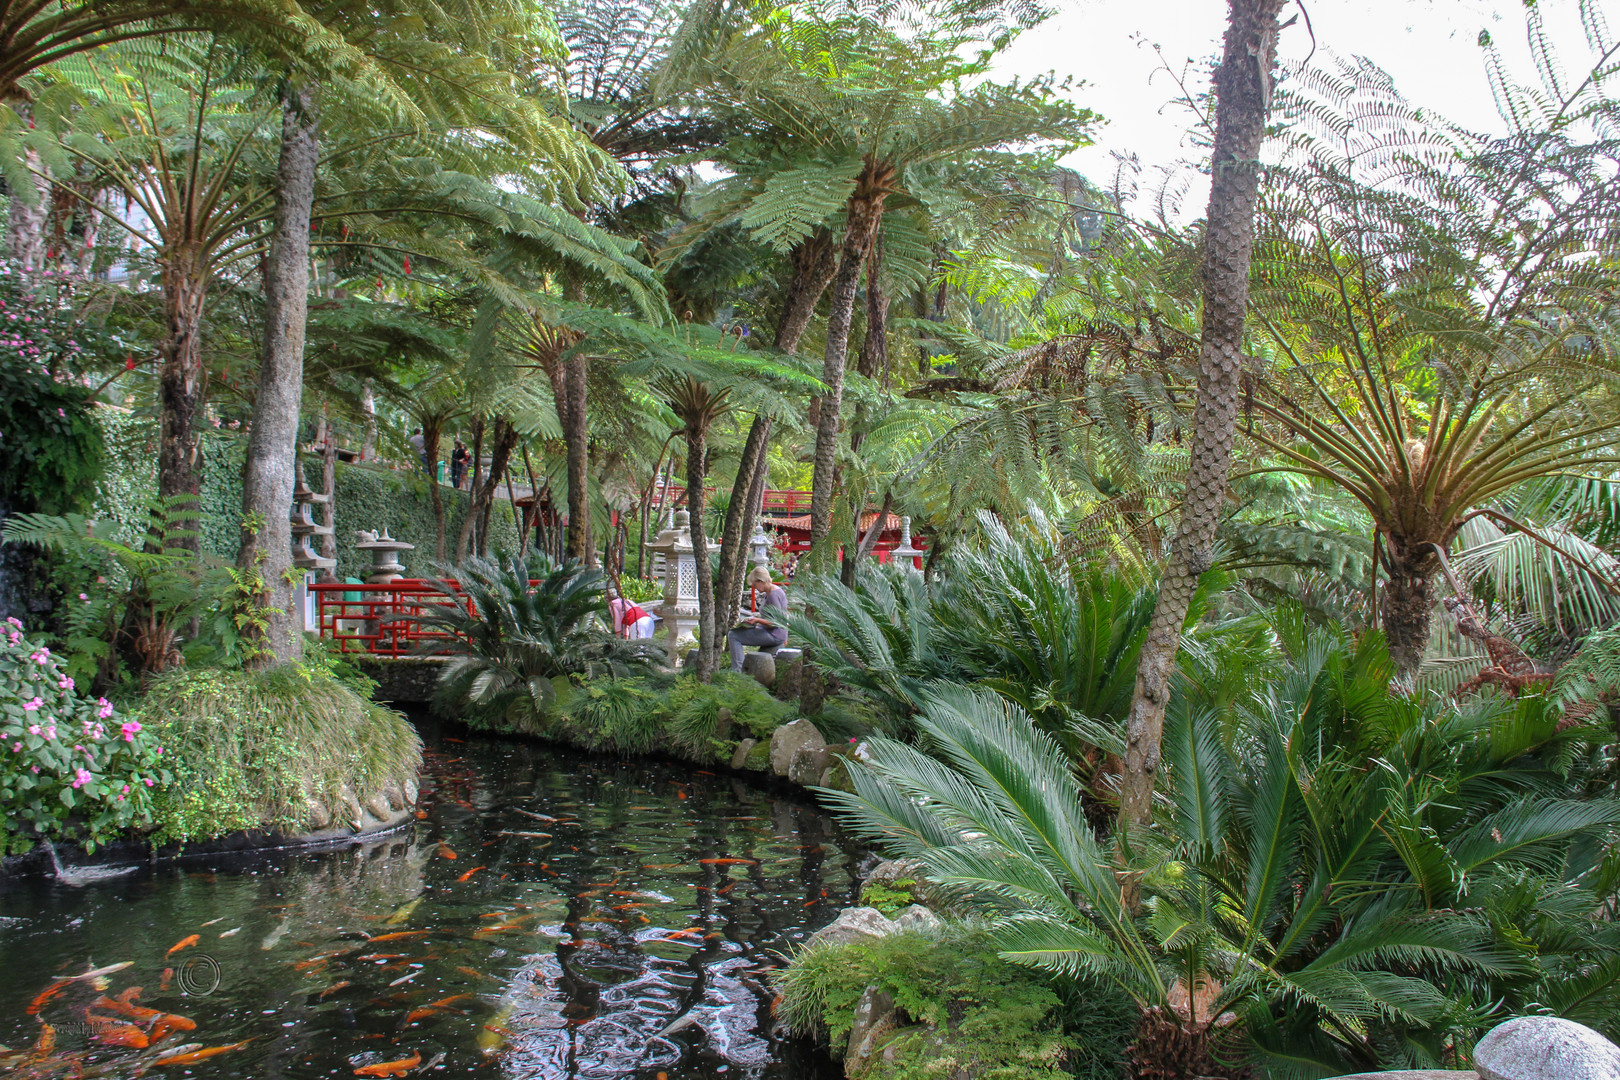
xmin=1 ymin=730 xmax=859 ymax=1080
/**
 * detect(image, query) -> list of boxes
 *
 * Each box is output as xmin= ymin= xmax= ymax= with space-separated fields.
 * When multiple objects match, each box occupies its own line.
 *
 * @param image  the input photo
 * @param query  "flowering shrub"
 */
xmin=0 ymin=618 xmax=168 ymax=852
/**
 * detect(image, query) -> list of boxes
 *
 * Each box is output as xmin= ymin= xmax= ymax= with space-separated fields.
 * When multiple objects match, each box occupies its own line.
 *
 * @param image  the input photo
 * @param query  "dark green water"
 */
xmin=0 ymin=727 xmax=860 ymax=1079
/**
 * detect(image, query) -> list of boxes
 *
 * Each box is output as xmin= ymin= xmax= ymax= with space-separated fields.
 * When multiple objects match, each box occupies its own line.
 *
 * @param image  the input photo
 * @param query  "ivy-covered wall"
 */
xmin=94 ymin=409 xmax=521 ymax=578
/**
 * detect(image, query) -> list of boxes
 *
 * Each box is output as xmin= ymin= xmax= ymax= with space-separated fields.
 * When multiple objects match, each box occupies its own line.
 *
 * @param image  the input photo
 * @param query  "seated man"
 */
xmin=729 ymin=566 xmax=788 ymax=672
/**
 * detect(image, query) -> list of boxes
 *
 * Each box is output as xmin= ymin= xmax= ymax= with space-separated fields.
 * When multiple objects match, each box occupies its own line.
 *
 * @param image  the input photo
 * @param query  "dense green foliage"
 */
xmin=826 ymin=625 xmax=1620 ymax=1075
xmin=423 ymin=554 xmax=659 ymax=722
xmin=775 ymin=926 xmax=1133 ymax=1080
xmin=136 ymin=660 xmax=420 ymax=844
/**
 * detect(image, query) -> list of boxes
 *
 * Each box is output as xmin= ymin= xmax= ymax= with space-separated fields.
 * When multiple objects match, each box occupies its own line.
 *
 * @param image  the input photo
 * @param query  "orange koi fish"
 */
xmin=366 ymin=931 xmax=429 ymax=943
xmin=319 ymin=981 xmax=352 ymax=1000
xmin=153 ymin=1040 xmax=253 ymax=1066
xmin=353 ymin=1050 xmax=421 ymax=1076
xmin=404 ymin=994 xmax=471 ymax=1023
xmin=84 ymin=1012 xmax=148 ymax=1048
xmin=165 ymin=935 xmax=200 ymax=957
xmin=147 ymin=1013 xmax=198 ymax=1045
xmin=26 ymin=980 xmax=70 ymax=1015
xmin=455 ymin=966 xmax=497 ymax=981
xmin=437 ymin=846 xmax=457 ymax=860
xmin=455 ymin=865 xmax=486 ymax=883
xmin=93 ymin=988 xmax=162 ymax=1022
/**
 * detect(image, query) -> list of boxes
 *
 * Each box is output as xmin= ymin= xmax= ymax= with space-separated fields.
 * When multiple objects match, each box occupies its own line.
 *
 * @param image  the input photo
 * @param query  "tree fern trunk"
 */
xmin=156 ymin=251 xmax=209 ymax=556
xmin=810 ymin=163 xmax=893 ymax=561
xmin=456 ymin=417 xmax=485 ymax=564
xmin=1120 ymin=0 xmax=1284 ymax=830
xmin=715 ymin=232 xmax=839 ymax=628
xmin=563 ymin=352 xmax=592 ymax=564
xmin=687 ymin=424 xmax=716 ymax=679
xmin=238 ymin=81 xmax=318 ymax=668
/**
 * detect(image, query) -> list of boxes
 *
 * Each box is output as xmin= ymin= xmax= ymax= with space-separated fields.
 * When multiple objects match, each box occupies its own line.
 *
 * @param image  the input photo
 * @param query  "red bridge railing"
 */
xmin=309 ymin=580 xmax=477 ymax=657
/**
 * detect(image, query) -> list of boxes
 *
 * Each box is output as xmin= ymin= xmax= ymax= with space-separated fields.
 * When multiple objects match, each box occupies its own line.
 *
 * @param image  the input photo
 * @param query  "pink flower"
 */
xmin=78 ymin=593 xmax=88 ymax=601
xmin=71 ymin=767 xmax=90 ymax=788
xmin=58 ymin=676 xmax=73 ymax=690
xmin=22 ymin=697 xmax=42 ymax=711
xmin=5 ymin=617 xmax=20 ymax=628
xmin=43 ymin=725 xmax=56 ymax=740
xmin=121 ymin=784 xmax=129 ymax=794
xmin=27 ymin=724 xmax=39 ymax=735
xmin=28 ymin=648 xmax=49 ymax=663
xmin=97 ymin=698 xmax=114 ymax=719
xmin=56 ymin=408 xmax=63 ymax=418
xmin=143 ymin=777 xmax=153 ymax=787
xmin=121 ymin=720 xmax=141 ymax=742
xmin=10 ymin=741 xmax=20 ymax=752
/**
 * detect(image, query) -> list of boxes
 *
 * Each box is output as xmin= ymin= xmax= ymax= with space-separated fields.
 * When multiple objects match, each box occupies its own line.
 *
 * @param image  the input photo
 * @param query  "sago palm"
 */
xmin=417 ymin=554 xmax=657 ymax=722
xmin=825 ymin=634 xmax=1620 ymax=1077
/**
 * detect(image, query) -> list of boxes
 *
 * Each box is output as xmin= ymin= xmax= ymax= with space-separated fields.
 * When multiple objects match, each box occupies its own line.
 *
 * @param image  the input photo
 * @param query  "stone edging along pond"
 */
xmin=0 ymin=701 xmax=850 ymax=881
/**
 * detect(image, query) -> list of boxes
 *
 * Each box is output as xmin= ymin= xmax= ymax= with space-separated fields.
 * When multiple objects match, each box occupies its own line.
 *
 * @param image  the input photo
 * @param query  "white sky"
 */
xmin=994 ymin=0 xmax=1600 ymax=203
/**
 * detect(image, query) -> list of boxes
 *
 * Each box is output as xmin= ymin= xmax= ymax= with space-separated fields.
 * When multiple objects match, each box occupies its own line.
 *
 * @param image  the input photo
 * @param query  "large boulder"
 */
xmin=729 ymin=738 xmax=757 ymax=771
xmin=806 ymin=906 xmax=895 ymax=949
xmin=1474 ymin=1016 xmax=1620 ymax=1080
xmin=741 ymin=650 xmax=776 ymax=687
xmin=788 ymin=744 xmax=831 ymax=786
xmin=864 ymin=857 xmax=940 ymax=908
xmin=770 ymin=719 xmax=825 ymax=777
xmin=773 ymin=648 xmax=804 ymax=700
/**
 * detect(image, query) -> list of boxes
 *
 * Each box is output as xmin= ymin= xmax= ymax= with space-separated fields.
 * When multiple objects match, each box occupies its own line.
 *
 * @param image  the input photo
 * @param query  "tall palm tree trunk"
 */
xmin=809 ymin=161 xmax=894 ymax=562
xmin=157 ymin=252 xmax=210 ymax=555
xmin=1120 ymin=0 xmax=1284 ymax=830
xmin=237 ymin=82 xmax=318 ymax=668
xmin=714 ymin=231 xmax=838 ymax=628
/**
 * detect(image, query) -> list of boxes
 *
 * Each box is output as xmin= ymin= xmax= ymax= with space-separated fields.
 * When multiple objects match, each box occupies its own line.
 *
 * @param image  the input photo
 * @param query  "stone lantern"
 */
xmin=891 ymin=516 xmax=924 ymax=572
xmin=355 ymin=529 xmax=415 ymax=584
xmin=749 ymin=520 xmax=773 ymax=573
xmin=655 ymin=510 xmax=701 ymax=663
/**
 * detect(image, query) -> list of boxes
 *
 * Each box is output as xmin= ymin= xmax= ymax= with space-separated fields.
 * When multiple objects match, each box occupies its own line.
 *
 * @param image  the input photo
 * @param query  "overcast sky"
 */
xmin=993 ymin=0 xmax=1598 ymax=204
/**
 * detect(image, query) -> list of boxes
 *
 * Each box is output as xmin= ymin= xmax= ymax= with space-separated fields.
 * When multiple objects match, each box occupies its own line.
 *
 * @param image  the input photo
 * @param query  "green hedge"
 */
xmin=326 ymin=459 xmax=520 ymax=580
xmin=93 ymin=410 xmax=520 ymax=576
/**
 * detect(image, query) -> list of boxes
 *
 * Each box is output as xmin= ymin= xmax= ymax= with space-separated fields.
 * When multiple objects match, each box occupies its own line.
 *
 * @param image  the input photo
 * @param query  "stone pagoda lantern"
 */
xmin=355 ymin=529 xmax=415 ymax=584
xmin=892 ymin=516 xmax=924 ymax=572
xmin=290 ymin=463 xmax=335 ymax=631
xmin=654 ymin=510 xmax=700 ymax=663
xmin=749 ymin=520 xmax=773 ymax=574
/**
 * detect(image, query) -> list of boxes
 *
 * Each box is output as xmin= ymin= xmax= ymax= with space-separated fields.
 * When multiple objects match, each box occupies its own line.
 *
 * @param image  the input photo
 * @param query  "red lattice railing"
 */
xmin=309 ymin=580 xmax=479 ymax=657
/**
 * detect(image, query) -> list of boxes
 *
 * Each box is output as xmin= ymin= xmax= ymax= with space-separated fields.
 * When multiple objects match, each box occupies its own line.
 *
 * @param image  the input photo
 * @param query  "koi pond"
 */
xmin=0 ymin=725 xmax=861 ymax=1079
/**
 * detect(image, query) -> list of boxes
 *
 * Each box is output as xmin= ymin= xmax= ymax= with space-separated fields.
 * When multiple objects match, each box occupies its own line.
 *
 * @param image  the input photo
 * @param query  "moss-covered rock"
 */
xmin=775 ymin=924 xmax=1134 ymax=1080
xmin=135 ymin=662 xmax=421 ymax=844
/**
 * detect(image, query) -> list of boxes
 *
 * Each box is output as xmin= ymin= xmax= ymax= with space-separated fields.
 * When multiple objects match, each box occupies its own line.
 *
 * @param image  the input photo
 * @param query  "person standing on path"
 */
xmin=450 ymin=439 xmax=469 ymax=489
xmin=729 ymin=565 xmax=788 ymax=671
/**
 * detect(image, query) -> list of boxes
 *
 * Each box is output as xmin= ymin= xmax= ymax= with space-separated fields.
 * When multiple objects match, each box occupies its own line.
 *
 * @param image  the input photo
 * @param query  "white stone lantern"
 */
xmin=749 ymin=520 xmax=773 ymax=572
xmin=655 ymin=510 xmax=701 ymax=663
xmin=891 ymin=516 xmax=924 ymax=572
